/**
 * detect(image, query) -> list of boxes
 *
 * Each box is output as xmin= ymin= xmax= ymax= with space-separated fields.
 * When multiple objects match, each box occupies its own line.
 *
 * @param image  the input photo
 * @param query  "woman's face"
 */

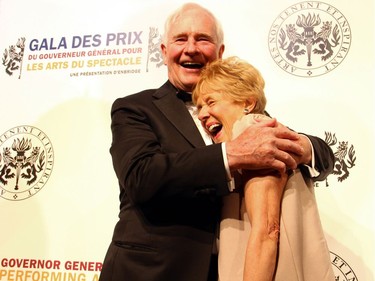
xmin=196 ymin=91 xmax=245 ymax=143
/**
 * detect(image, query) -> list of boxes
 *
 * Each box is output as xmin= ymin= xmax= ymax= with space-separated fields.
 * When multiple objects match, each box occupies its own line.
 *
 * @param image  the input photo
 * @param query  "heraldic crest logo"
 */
xmin=330 ymin=251 xmax=359 ymax=281
xmin=315 ymin=131 xmax=356 ymax=188
xmin=0 ymin=126 xmax=54 ymax=201
xmin=146 ymin=27 xmax=163 ymax=72
xmin=268 ymin=2 xmax=352 ymax=77
xmin=2 ymin=37 xmax=26 ymax=79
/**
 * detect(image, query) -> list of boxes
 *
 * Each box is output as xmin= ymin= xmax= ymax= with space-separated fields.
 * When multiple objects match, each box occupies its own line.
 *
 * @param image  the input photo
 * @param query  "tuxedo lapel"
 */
xmin=153 ymin=82 xmax=206 ymax=148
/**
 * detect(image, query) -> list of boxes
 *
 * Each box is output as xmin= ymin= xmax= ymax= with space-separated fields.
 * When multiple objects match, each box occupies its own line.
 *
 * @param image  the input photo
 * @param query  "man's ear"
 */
xmin=218 ymin=44 xmax=225 ymax=58
xmin=161 ymin=43 xmax=167 ymax=65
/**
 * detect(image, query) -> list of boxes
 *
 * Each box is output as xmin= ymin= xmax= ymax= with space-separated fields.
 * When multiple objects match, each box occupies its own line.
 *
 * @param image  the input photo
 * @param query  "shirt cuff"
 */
xmin=303 ymin=137 xmax=320 ymax=178
xmin=221 ymin=142 xmax=235 ymax=191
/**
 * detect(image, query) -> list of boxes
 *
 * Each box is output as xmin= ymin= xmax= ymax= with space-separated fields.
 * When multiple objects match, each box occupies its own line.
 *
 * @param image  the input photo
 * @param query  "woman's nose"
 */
xmin=198 ymin=105 xmax=209 ymax=121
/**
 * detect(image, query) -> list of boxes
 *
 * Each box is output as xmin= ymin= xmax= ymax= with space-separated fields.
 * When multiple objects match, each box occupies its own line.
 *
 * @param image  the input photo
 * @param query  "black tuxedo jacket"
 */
xmin=99 ymin=81 xmax=334 ymax=281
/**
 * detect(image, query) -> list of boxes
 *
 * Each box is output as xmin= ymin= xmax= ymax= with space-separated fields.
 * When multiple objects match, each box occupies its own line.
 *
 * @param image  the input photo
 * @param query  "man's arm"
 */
xmin=226 ymin=118 xmax=304 ymax=173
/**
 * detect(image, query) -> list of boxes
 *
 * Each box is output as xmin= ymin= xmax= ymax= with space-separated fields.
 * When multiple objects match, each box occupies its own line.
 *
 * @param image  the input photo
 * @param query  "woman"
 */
xmin=192 ymin=56 xmax=334 ymax=281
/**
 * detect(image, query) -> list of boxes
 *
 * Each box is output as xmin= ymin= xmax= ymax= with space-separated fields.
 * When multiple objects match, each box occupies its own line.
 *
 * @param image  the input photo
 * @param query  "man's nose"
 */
xmin=185 ymin=39 xmax=198 ymax=54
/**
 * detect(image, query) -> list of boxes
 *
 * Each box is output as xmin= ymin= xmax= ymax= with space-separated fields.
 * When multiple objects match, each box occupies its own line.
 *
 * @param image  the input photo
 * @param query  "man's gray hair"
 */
xmin=162 ymin=3 xmax=224 ymax=46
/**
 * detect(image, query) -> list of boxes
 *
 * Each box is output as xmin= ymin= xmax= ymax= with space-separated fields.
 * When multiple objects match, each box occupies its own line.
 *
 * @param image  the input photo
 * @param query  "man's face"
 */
xmin=161 ymin=8 xmax=224 ymax=92
xmin=196 ymin=91 xmax=245 ymax=143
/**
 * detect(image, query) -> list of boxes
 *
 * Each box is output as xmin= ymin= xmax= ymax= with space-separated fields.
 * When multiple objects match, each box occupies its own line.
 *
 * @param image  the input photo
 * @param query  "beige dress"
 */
xmin=218 ymin=114 xmax=334 ymax=281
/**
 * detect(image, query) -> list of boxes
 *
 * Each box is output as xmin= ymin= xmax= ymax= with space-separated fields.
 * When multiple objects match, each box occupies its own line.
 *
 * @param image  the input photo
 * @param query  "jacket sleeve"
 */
xmin=302 ymin=134 xmax=334 ymax=182
xmin=265 ymin=111 xmax=334 ymax=182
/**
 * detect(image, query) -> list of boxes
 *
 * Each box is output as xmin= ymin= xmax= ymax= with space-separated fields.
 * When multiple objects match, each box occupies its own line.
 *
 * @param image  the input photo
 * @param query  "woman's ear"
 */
xmin=244 ymin=98 xmax=256 ymax=113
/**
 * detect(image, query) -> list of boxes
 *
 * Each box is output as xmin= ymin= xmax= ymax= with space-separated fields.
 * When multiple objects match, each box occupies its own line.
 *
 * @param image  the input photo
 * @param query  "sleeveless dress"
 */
xmin=218 ymin=114 xmax=334 ymax=281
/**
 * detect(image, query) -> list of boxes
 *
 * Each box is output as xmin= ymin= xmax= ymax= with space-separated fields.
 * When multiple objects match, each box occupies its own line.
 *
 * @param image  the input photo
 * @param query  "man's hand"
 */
xmin=291 ymin=134 xmax=312 ymax=166
xmin=226 ymin=118 xmax=305 ymax=173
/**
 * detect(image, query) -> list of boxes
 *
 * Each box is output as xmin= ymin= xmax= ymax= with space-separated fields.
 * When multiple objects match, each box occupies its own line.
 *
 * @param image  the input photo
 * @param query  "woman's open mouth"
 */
xmin=207 ymin=123 xmax=223 ymax=139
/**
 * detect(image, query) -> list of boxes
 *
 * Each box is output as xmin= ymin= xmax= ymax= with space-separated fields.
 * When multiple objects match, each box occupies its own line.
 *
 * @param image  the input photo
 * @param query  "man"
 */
xmin=99 ymin=3 xmax=334 ymax=281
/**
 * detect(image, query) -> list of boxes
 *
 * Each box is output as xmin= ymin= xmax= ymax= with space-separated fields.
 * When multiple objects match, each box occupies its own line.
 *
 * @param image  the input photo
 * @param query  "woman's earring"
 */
xmin=243 ymin=108 xmax=250 ymax=115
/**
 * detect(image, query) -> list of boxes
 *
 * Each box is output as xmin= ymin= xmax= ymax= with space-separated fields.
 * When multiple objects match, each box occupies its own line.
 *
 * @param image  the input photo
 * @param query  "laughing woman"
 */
xmin=192 ymin=57 xmax=334 ymax=281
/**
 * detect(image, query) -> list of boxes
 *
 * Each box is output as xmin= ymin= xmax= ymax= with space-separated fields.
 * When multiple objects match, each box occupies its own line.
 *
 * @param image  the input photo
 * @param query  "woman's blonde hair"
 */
xmin=193 ymin=56 xmax=266 ymax=114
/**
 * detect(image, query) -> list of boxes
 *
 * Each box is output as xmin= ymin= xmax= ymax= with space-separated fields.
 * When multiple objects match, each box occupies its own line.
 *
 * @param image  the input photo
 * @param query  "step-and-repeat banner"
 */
xmin=1 ymin=0 xmax=374 ymax=280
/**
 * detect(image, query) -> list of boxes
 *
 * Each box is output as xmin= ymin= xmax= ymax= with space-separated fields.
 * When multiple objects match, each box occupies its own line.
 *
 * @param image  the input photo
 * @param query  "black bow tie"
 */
xmin=176 ymin=91 xmax=192 ymax=102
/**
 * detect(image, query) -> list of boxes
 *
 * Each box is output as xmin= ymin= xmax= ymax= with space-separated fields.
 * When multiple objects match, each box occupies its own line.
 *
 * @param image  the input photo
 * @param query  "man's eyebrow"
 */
xmin=172 ymin=32 xmax=187 ymax=38
xmin=196 ymin=32 xmax=214 ymax=39
xmin=172 ymin=32 xmax=214 ymax=39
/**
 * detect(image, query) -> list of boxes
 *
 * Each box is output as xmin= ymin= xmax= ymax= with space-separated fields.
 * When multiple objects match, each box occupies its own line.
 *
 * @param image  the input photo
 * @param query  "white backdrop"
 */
xmin=0 ymin=0 xmax=374 ymax=280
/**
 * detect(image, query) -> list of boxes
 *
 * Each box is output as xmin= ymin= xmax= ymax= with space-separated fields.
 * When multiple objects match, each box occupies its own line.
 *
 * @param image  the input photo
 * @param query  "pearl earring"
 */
xmin=243 ymin=108 xmax=250 ymax=114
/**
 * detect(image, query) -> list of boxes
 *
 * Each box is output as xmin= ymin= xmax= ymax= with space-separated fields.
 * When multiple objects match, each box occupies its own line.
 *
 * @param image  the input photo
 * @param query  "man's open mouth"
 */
xmin=181 ymin=62 xmax=204 ymax=69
